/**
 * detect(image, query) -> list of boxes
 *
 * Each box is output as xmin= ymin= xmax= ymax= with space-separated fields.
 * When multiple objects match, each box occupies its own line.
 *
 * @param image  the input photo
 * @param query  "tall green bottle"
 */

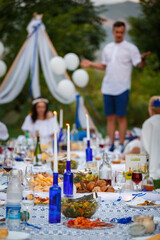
xmin=34 ymin=131 xmax=42 ymax=166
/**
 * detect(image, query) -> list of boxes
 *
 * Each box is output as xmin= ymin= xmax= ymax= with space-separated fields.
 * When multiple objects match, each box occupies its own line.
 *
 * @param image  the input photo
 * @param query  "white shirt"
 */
xmin=21 ymin=115 xmax=60 ymax=142
xmin=101 ymin=40 xmax=141 ymax=95
xmin=141 ymin=114 xmax=160 ymax=179
xmin=0 ymin=122 xmax=9 ymax=140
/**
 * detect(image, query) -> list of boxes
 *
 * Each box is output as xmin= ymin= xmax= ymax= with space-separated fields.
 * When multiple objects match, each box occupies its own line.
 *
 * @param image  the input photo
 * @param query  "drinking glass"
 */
xmin=3 ymin=157 xmax=13 ymax=183
xmin=132 ymin=166 xmax=142 ymax=191
xmin=21 ymin=180 xmax=34 ymax=229
xmin=25 ymin=166 xmax=33 ymax=182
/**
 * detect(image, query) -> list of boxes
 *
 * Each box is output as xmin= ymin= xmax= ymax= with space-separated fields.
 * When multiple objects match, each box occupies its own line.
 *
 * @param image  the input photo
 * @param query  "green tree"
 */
xmin=128 ymin=0 xmax=160 ymax=67
xmin=0 ymin=0 xmax=106 ymax=66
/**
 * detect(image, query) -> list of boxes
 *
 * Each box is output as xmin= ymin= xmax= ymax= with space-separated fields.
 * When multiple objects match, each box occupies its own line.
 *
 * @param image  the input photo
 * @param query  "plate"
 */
xmin=126 ymin=198 xmax=160 ymax=208
xmin=7 ymin=231 xmax=30 ymax=240
xmin=63 ymin=221 xmax=116 ymax=229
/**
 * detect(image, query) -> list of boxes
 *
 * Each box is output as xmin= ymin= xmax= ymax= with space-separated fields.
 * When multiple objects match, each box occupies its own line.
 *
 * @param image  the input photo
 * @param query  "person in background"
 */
xmin=0 ymin=122 xmax=9 ymax=141
xmin=22 ymin=97 xmax=59 ymax=143
xmin=141 ymin=96 xmax=160 ymax=179
xmin=81 ymin=21 xmax=151 ymax=153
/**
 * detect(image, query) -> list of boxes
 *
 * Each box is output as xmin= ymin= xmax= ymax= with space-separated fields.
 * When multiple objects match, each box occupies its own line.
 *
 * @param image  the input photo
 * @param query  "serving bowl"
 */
xmin=61 ymin=194 xmax=100 ymax=218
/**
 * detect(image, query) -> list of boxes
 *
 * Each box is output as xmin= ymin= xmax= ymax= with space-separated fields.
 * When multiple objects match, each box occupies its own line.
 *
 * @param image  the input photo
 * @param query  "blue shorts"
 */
xmin=103 ymin=90 xmax=130 ymax=117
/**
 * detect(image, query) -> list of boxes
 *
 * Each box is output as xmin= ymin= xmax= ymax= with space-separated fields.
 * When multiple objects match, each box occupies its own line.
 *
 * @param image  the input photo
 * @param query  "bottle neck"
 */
xmin=53 ymin=173 xmax=58 ymax=185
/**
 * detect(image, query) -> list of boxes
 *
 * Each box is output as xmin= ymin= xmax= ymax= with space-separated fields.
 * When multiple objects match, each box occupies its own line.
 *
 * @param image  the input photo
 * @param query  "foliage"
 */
xmin=128 ymin=0 xmax=160 ymax=67
xmin=0 ymin=0 xmax=106 ymax=136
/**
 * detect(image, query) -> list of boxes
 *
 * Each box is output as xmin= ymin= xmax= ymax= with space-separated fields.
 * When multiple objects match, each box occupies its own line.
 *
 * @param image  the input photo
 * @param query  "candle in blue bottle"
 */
xmin=85 ymin=114 xmax=92 ymax=162
xmin=49 ymin=131 xmax=61 ymax=223
xmin=63 ymin=123 xmax=73 ymax=196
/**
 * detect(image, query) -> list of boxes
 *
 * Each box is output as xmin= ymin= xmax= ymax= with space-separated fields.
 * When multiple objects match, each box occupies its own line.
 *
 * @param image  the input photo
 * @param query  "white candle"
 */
xmin=53 ymin=111 xmax=57 ymax=122
xmin=66 ymin=123 xmax=70 ymax=161
xmin=54 ymin=131 xmax=58 ymax=173
xmin=60 ymin=109 xmax=63 ymax=128
xmin=86 ymin=114 xmax=90 ymax=140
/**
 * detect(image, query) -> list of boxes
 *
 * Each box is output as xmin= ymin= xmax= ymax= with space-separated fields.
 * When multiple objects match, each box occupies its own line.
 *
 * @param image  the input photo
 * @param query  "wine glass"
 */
xmin=3 ymin=157 xmax=13 ymax=184
xmin=25 ymin=166 xmax=33 ymax=182
xmin=132 ymin=166 xmax=142 ymax=191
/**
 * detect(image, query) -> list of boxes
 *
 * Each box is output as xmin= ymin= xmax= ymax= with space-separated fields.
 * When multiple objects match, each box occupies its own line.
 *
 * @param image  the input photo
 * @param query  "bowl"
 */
xmin=58 ymin=159 xmax=78 ymax=174
xmin=73 ymin=169 xmax=98 ymax=184
xmin=61 ymin=195 xmax=100 ymax=218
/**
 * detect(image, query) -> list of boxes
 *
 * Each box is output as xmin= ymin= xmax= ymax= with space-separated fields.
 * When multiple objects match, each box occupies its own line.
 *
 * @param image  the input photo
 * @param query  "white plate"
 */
xmin=126 ymin=198 xmax=160 ymax=208
xmin=7 ymin=231 xmax=30 ymax=240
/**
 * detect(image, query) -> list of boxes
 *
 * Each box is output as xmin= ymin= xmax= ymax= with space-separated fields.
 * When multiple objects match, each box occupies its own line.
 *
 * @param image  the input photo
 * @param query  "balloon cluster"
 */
xmin=0 ymin=42 xmax=7 ymax=77
xmin=50 ymin=53 xmax=89 ymax=100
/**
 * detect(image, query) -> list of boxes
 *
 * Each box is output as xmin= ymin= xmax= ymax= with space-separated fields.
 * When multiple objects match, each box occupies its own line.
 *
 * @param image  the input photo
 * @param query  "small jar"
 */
xmin=134 ymin=215 xmax=155 ymax=234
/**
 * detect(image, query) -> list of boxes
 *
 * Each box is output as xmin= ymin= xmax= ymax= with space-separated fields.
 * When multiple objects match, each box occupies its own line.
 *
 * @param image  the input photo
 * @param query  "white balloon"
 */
xmin=58 ymin=79 xmax=75 ymax=100
xmin=72 ymin=69 xmax=89 ymax=88
xmin=64 ymin=53 xmax=79 ymax=71
xmin=50 ymin=56 xmax=66 ymax=75
xmin=0 ymin=60 xmax=7 ymax=77
xmin=0 ymin=42 xmax=4 ymax=56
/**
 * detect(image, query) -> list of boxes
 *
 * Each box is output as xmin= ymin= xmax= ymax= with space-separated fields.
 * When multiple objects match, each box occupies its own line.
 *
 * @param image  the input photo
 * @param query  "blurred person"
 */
xmin=141 ymin=96 xmax=160 ymax=179
xmin=22 ymin=97 xmax=59 ymax=143
xmin=81 ymin=21 xmax=151 ymax=153
xmin=0 ymin=122 xmax=9 ymax=141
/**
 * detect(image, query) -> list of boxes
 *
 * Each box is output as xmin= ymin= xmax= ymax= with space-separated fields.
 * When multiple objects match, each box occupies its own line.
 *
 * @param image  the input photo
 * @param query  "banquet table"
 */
xmin=0 ymin=150 xmax=160 ymax=240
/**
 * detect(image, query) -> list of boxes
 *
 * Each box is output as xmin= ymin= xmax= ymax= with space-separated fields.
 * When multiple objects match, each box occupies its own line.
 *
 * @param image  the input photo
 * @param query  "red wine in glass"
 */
xmin=132 ymin=172 xmax=142 ymax=184
xmin=7 ymin=147 xmax=14 ymax=152
xmin=3 ymin=166 xmax=13 ymax=172
xmin=99 ymin=143 xmax=106 ymax=149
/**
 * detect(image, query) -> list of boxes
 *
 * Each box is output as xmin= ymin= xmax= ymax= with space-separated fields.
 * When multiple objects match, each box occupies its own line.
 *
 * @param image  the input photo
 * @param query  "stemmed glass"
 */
xmin=132 ymin=166 xmax=142 ymax=191
xmin=3 ymin=157 xmax=13 ymax=184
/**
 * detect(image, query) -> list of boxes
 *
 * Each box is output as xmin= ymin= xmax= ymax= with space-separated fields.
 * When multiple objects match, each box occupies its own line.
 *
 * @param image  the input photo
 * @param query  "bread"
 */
xmin=0 ymin=228 xmax=8 ymax=239
xmin=147 ymin=234 xmax=160 ymax=240
xmin=87 ymin=182 xmax=96 ymax=191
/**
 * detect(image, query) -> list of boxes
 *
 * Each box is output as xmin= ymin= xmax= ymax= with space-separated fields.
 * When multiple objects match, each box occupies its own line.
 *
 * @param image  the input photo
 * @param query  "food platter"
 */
xmin=63 ymin=217 xmax=116 ymax=230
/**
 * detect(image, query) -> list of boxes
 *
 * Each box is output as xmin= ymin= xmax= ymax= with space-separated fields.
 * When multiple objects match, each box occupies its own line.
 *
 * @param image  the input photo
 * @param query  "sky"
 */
xmin=91 ymin=0 xmax=139 ymax=5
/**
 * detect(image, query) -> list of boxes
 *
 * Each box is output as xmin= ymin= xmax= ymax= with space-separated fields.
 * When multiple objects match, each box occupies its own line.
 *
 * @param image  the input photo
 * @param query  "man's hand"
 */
xmin=81 ymin=59 xmax=106 ymax=70
xmin=137 ymin=51 xmax=151 ymax=68
xmin=80 ymin=59 xmax=92 ymax=68
xmin=141 ymin=51 xmax=151 ymax=61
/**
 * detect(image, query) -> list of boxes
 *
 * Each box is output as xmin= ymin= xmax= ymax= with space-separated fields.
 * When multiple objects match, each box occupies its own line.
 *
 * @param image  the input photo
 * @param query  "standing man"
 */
xmin=81 ymin=21 xmax=150 ymax=153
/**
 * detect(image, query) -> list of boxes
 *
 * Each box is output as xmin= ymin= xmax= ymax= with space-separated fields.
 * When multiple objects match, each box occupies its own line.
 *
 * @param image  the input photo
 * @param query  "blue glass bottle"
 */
xmin=63 ymin=161 xmax=73 ymax=196
xmin=86 ymin=140 xmax=92 ymax=162
xmin=49 ymin=173 xmax=61 ymax=223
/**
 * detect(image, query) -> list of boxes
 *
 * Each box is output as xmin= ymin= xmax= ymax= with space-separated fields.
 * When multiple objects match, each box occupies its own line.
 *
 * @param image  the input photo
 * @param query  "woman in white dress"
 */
xmin=22 ymin=97 xmax=59 ymax=143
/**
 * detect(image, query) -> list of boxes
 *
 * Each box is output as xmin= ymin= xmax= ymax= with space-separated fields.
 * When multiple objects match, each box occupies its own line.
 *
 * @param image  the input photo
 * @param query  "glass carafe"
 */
xmin=99 ymin=152 xmax=112 ymax=185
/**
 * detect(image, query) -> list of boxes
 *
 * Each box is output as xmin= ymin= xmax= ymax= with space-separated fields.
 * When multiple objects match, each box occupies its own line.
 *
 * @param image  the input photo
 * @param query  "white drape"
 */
xmin=0 ymin=18 xmax=75 ymax=104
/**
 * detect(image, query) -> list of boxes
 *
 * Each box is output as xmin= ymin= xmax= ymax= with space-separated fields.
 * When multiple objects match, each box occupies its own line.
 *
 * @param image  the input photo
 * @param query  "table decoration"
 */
xmin=85 ymin=114 xmax=92 ymax=162
xmin=63 ymin=124 xmax=73 ymax=196
xmin=49 ymin=130 xmax=61 ymax=223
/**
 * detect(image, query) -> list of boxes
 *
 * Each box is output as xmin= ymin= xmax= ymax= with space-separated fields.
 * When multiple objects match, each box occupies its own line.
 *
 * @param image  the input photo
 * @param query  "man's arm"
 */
xmin=137 ymin=51 xmax=151 ymax=68
xmin=80 ymin=59 xmax=106 ymax=70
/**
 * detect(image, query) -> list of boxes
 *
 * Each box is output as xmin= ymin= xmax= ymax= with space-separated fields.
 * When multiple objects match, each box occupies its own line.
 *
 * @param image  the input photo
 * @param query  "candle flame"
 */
xmin=66 ymin=123 xmax=70 ymax=127
xmin=86 ymin=114 xmax=88 ymax=117
xmin=53 ymin=111 xmax=57 ymax=115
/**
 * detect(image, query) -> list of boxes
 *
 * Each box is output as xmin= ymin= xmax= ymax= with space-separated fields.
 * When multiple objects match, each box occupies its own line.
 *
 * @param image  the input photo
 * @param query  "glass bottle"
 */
xmin=71 ymin=123 xmax=79 ymax=142
xmin=49 ymin=173 xmax=61 ymax=223
xmin=99 ymin=152 xmax=112 ymax=185
xmin=33 ymin=131 xmax=42 ymax=166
